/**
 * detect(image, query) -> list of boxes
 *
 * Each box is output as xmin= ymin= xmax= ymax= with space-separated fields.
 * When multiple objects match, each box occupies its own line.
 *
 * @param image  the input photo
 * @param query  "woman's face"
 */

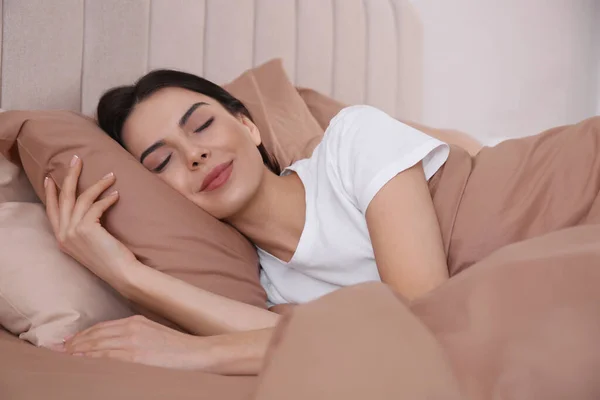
xmin=121 ymin=87 xmax=266 ymax=220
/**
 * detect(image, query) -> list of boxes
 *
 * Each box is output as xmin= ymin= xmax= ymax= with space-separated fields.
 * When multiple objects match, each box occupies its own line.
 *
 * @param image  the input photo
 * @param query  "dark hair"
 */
xmin=97 ymin=69 xmax=281 ymax=175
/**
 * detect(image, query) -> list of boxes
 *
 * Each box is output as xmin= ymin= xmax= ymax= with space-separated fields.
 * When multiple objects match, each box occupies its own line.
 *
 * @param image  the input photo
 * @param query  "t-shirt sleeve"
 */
xmin=327 ymin=105 xmax=450 ymax=214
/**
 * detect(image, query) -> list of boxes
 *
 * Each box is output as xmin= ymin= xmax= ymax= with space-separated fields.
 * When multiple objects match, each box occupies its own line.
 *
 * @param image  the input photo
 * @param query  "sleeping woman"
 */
xmin=44 ymin=69 xmax=589 ymax=375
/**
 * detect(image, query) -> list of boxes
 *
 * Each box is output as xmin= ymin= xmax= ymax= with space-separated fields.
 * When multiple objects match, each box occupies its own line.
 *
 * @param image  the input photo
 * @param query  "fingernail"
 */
xmin=70 ymin=155 xmax=79 ymax=167
xmin=110 ymin=190 xmax=119 ymax=196
xmin=44 ymin=176 xmax=49 ymax=187
xmin=72 ymin=353 xmax=83 ymax=357
xmin=102 ymin=172 xmax=114 ymax=180
xmin=63 ymin=335 xmax=73 ymax=342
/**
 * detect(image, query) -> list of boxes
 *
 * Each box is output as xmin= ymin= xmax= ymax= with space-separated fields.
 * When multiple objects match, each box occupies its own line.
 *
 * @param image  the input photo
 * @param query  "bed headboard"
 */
xmin=0 ymin=0 xmax=422 ymax=121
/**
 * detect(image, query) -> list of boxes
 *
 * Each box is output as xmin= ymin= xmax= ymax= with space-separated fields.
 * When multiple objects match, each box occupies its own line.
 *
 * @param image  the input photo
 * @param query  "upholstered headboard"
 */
xmin=0 ymin=0 xmax=422 ymax=121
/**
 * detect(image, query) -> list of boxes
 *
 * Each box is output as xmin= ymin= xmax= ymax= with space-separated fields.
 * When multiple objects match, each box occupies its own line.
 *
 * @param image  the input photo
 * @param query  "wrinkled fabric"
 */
xmin=433 ymin=117 xmax=600 ymax=274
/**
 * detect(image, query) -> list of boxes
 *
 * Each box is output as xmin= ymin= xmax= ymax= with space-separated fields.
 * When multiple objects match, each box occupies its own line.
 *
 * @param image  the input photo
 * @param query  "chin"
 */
xmin=197 ymin=193 xmax=251 ymax=221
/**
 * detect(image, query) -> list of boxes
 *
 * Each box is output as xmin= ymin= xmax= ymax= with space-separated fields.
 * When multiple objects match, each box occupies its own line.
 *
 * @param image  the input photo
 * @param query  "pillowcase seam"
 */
xmin=16 ymin=135 xmax=61 ymax=192
xmin=247 ymin=72 xmax=288 ymax=164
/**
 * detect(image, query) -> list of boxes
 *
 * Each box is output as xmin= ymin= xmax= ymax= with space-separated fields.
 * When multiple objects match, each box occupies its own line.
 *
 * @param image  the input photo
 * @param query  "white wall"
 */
xmin=410 ymin=0 xmax=599 ymax=145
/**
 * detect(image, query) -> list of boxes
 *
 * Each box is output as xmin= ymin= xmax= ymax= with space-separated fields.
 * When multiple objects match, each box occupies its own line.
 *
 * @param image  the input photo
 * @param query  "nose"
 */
xmin=187 ymin=146 xmax=210 ymax=170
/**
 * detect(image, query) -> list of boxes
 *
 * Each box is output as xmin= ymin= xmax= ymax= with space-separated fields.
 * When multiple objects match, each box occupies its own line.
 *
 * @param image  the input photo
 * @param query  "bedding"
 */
xmin=411 ymin=224 xmax=600 ymax=399
xmin=224 ymin=59 xmax=324 ymax=167
xmin=0 ymin=154 xmax=38 ymax=203
xmin=257 ymin=224 xmax=600 ymax=400
xmin=420 ymin=117 xmax=600 ymax=395
xmin=433 ymin=116 xmax=600 ymax=274
xmin=0 ymin=327 xmax=256 ymax=400
xmin=255 ymin=283 xmax=464 ymax=400
xmin=297 ymin=86 xmax=483 ymax=156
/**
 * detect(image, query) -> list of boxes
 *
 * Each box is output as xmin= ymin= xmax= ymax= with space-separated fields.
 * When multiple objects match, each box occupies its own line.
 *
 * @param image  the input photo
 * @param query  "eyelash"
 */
xmin=194 ymin=117 xmax=214 ymax=133
xmin=153 ymin=154 xmax=172 ymax=173
xmin=153 ymin=117 xmax=215 ymax=173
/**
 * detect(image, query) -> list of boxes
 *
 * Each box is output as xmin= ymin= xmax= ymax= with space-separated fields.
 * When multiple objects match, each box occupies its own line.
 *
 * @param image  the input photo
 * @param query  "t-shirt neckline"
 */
xmin=257 ymin=161 xmax=313 ymax=267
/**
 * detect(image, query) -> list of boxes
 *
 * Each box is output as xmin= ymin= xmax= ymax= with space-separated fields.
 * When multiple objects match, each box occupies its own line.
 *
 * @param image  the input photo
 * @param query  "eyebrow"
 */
xmin=139 ymin=101 xmax=208 ymax=163
xmin=140 ymin=141 xmax=165 ymax=164
xmin=179 ymin=102 xmax=208 ymax=127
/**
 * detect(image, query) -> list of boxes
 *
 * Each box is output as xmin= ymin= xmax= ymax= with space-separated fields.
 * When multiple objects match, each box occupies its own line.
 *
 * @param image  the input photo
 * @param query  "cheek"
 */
xmin=213 ymin=119 xmax=256 ymax=151
xmin=156 ymin=167 xmax=190 ymax=196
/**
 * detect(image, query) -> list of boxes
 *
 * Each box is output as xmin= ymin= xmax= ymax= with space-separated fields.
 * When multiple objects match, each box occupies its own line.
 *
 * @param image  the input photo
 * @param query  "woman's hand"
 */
xmin=62 ymin=315 xmax=210 ymax=370
xmin=45 ymin=155 xmax=137 ymax=289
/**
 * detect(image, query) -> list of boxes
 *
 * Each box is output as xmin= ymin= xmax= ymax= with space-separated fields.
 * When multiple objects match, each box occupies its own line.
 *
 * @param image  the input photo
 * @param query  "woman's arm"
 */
xmin=365 ymin=162 xmax=449 ymax=300
xmin=64 ymin=315 xmax=274 ymax=374
xmin=120 ymin=259 xmax=279 ymax=336
xmin=192 ymin=328 xmax=274 ymax=374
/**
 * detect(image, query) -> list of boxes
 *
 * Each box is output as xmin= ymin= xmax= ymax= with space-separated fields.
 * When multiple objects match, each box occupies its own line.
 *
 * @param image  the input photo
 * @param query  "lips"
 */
xmin=200 ymin=161 xmax=233 ymax=192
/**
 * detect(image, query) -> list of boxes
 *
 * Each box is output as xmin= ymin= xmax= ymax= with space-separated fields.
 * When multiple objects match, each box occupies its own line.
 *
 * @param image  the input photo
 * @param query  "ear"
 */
xmin=239 ymin=115 xmax=262 ymax=146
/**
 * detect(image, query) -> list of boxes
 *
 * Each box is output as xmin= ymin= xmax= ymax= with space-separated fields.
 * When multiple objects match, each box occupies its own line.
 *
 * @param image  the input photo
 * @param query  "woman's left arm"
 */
xmin=365 ymin=162 xmax=448 ymax=300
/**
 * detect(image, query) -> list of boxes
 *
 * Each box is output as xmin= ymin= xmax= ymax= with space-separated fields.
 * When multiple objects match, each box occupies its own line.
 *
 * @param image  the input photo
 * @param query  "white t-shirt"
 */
xmin=258 ymin=105 xmax=449 ymax=305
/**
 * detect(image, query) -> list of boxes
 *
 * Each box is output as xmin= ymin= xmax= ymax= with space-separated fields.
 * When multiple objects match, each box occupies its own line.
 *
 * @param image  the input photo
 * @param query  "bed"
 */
xmin=2 ymin=1 xmax=600 ymax=399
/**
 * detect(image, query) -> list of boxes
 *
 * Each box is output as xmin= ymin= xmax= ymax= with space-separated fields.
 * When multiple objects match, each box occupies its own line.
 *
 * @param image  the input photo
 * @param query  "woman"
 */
xmin=46 ymin=70 xmax=457 ymax=373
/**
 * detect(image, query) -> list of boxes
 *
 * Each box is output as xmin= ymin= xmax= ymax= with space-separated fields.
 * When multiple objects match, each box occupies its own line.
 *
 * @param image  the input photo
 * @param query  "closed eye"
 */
xmin=153 ymin=154 xmax=172 ymax=173
xmin=194 ymin=117 xmax=214 ymax=133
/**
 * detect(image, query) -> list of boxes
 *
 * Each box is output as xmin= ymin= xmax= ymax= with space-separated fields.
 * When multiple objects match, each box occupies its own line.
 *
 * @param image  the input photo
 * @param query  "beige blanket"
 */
xmin=432 ymin=117 xmax=600 ymax=275
xmin=256 ymin=224 xmax=600 ymax=399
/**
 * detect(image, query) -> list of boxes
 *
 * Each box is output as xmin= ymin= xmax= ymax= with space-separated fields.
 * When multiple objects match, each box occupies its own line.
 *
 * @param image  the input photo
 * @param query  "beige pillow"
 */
xmin=0 ymin=202 xmax=133 ymax=346
xmin=0 ymin=106 xmax=38 ymax=203
xmin=0 ymin=154 xmax=39 ymax=203
xmin=296 ymin=87 xmax=483 ymax=156
xmin=224 ymin=59 xmax=324 ymax=167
